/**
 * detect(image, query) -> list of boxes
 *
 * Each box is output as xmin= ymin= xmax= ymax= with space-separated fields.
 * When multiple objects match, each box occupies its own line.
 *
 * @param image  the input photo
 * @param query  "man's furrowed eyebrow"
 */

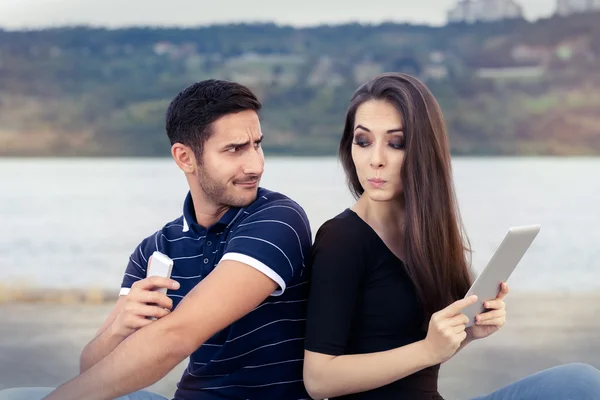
xmin=223 ymin=140 xmax=250 ymax=150
xmin=222 ymin=135 xmax=263 ymax=150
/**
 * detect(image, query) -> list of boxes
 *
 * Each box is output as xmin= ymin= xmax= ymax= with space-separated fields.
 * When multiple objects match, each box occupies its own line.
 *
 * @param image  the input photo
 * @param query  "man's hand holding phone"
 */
xmin=111 ymin=254 xmax=179 ymax=339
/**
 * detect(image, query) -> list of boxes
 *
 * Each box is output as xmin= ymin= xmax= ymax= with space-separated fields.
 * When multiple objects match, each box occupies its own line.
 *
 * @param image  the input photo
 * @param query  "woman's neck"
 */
xmin=353 ymin=195 xmax=406 ymax=236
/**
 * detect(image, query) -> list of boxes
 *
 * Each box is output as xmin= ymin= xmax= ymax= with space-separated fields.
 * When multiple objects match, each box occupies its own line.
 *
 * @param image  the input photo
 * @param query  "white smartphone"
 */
xmin=463 ymin=224 xmax=541 ymax=327
xmin=146 ymin=251 xmax=174 ymax=295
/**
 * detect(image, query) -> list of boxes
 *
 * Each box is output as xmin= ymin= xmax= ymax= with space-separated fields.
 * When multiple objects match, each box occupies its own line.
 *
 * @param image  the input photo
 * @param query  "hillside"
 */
xmin=1 ymin=12 xmax=599 ymax=156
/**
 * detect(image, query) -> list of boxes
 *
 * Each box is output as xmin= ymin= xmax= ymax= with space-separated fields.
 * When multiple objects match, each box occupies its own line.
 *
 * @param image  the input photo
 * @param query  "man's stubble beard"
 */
xmin=197 ymin=166 xmax=258 ymax=208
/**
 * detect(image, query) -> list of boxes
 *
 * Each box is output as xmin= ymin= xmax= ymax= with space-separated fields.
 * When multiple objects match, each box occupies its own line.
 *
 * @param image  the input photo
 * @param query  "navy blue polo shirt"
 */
xmin=120 ymin=188 xmax=312 ymax=399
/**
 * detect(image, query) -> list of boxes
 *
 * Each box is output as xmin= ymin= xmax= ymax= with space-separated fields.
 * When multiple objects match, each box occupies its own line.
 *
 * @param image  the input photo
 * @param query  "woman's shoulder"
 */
xmin=314 ymin=208 xmax=368 ymax=247
xmin=310 ymin=209 xmax=371 ymax=273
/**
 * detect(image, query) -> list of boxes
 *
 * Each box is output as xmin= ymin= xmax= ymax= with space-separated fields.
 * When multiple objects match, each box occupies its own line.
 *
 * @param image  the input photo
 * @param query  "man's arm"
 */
xmin=44 ymin=260 xmax=278 ymax=400
xmin=79 ymin=297 xmax=127 ymax=372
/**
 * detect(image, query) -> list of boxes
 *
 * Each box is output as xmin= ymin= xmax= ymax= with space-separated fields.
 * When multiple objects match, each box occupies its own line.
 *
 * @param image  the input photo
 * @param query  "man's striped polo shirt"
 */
xmin=120 ymin=187 xmax=312 ymax=399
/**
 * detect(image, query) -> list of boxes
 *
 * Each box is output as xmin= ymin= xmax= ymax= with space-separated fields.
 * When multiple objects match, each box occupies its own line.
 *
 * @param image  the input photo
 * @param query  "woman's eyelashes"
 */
xmin=352 ymin=135 xmax=405 ymax=150
xmin=352 ymin=134 xmax=371 ymax=147
xmin=389 ymin=137 xmax=405 ymax=149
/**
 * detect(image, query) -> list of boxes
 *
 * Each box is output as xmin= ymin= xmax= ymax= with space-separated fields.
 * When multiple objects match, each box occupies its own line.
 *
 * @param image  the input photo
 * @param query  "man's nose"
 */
xmin=244 ymin=147 xmax=264 ymax=176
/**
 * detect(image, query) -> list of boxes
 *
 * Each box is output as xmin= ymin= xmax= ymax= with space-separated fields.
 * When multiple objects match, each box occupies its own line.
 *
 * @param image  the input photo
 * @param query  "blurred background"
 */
xmin=0 ymin=1 xmax=599 ymax=399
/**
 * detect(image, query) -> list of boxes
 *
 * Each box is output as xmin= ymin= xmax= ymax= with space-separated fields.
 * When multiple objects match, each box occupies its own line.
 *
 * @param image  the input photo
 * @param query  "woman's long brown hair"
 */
xmin=339 ymin=72 xmax=472 ymax=321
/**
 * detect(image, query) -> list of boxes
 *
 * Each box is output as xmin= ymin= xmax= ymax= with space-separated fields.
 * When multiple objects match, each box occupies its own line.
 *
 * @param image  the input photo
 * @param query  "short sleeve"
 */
xmin=304 ymin=218 xmax=367 ymax=356
xmin=221 ymin=200 xmax=312 ymax=296
xmin=119 ymin=233 xmax=157 ymax=296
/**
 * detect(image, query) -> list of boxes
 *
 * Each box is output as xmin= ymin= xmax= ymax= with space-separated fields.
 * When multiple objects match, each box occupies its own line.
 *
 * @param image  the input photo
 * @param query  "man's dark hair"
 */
xmin=166 ymin=79 xmax=262 ymax=160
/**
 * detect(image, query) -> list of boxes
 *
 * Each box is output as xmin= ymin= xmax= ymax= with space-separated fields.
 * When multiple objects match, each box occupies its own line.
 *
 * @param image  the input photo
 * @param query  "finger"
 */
xmin=146 ymin=276 xmax=179 ymax=290
xmin=145 ymin=292 xmax=174 ymax=310
xmin=135 ymin=304 xmax=171 ymax=319
xmin=440 ymin=295 xmax=478 ymax=317
xmin=497 ymin=282 xmax=509 ymax=299
xmin=444 ymin=313 xmax=470 ymax=328
xmin=142 ymin=290 xmax=173 ymax=309
xmin=130 ymin=291 xmax=173 ymax=310
xmin=132 ymin=276 xmax=180 ymax=291
xmin=483 ymin=299 xmax=505 ymax=311
xmin=123 ymin=301 xmax=155 ymax=316
xmin=476 ymin=316 xmax=505 ymax=327
xmin=476 ymin=309 xmax=506 ymax=323
xmin=453 ymin=324 xmax=466 ymax=334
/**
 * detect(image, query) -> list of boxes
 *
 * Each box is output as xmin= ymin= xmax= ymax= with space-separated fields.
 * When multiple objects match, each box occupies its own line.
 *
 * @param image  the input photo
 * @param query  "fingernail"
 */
xmin=173 ymin=281 xmax=180 ymax=289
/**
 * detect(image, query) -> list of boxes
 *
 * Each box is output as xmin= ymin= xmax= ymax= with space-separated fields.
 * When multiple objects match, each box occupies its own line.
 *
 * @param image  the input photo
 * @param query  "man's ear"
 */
xmin=171 ymin=143 xmax=198 ymax=174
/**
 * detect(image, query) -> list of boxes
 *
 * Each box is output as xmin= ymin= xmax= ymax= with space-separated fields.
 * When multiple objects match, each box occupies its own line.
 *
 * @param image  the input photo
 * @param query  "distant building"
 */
xmin=447 ymin=0 xmax=524 ymax=23
xmin=475 ymin=65 xmax=545 ymax=80
xmin=555 ymin=0 xmax=600 ymax=16
xmin=423 ymin=51 xmax=449 ymax=81
xmin=511 ymin=44 xmax=553 ymax=64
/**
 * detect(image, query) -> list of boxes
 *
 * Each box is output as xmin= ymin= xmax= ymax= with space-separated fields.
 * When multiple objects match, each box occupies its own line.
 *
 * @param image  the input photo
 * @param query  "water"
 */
xmin=0 ymin=157 xmax=599 ymax=292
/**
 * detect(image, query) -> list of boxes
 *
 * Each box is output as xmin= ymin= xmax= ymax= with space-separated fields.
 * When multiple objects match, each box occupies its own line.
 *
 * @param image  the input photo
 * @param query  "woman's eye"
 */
xmin=352 ymin=136 xmax=371 ymax=147
xmin=389 ymin=140 xmax=405 ymax=150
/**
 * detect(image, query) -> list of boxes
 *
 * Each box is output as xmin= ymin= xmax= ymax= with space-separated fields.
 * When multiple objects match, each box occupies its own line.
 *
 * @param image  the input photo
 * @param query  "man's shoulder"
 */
xmin=244 ymin=187 xmax=309 ymax=220
xmin=134 ymin=215 xmax=188 ymax=250
xmin=160 ymin=215 xmax=187 ymax=233
xmin=230 ymin=188 xmax=312 ymax=248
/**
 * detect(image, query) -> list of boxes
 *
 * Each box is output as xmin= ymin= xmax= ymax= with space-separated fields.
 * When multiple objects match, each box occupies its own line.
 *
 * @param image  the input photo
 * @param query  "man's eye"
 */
xmin=228 ymin=147 xmax=239 ymax=153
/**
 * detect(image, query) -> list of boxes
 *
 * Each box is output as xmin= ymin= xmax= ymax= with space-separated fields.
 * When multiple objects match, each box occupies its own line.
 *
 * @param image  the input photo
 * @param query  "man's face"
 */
xmin=196 ymin=110 xmax=264 ymax=208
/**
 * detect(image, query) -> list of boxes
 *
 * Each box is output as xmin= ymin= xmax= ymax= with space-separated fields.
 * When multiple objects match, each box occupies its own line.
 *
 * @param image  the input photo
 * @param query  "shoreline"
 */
xmin=0 ymin=285 xmax=119 ymax=305
xmin=1 ymin=293 xmax=599 ymax=399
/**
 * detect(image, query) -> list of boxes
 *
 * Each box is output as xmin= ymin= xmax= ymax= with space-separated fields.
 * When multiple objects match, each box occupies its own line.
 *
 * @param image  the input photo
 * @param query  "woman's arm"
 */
xmin=303 ymin=341 xmax=433 ymax=399
xmin=304 ymin=295 xmax=476 ymax=399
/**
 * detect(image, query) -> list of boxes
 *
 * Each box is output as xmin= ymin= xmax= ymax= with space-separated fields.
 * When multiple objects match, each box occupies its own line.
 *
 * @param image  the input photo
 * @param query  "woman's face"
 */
xmin=351 ymin=99 xmax=406 ymax=202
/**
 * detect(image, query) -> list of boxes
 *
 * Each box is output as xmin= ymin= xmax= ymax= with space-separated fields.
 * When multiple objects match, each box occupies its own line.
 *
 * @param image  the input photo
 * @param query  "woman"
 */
xmin=303 ymin=72 xmax=600 ymax=400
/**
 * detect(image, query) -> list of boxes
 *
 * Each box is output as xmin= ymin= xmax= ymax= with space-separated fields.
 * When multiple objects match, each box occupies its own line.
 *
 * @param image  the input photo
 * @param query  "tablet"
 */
xmin=463 ymin=224 xmax=541 ymax=327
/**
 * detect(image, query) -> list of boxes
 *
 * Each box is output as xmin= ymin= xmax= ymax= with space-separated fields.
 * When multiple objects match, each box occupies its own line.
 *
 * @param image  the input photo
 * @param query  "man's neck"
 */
xmin=189 ymin=186 xmax=230 ymax=229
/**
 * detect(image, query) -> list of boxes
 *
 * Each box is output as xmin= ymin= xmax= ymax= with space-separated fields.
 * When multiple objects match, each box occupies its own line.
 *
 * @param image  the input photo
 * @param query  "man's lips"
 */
xmin=234 ymin=180 xmax=259 ymax=186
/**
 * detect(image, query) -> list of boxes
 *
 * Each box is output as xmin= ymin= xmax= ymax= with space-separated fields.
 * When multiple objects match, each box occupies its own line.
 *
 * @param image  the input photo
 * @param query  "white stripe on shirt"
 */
xmin=237 ymin=219 xmax=305 ymax=265
xmin=227 ymin=236 xmax=294 ymax=274
xmin=247 ymin=204 xmax=310 ymax=239
xmin=220 ymin=252 xmax=286 ymax=295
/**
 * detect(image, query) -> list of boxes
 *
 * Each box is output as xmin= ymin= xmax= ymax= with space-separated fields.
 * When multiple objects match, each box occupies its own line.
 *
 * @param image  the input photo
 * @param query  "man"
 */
xmin=0 ymin=80 xmax=312 ymax=400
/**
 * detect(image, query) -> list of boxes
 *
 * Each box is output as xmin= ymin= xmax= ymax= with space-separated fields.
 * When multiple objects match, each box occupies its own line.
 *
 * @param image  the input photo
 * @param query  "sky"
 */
xmin=0 ymin=0 xmax=557 ymax=29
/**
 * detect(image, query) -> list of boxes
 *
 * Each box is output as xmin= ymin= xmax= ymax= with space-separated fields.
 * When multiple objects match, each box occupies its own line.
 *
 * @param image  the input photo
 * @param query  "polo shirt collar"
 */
xmin=182 ymin=191 xmax=242 ymax=233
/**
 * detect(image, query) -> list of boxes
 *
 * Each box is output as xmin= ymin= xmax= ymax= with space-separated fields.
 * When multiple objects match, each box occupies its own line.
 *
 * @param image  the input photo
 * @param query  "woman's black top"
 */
xmin=305 ymin=209 xmax=442 ymax=400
